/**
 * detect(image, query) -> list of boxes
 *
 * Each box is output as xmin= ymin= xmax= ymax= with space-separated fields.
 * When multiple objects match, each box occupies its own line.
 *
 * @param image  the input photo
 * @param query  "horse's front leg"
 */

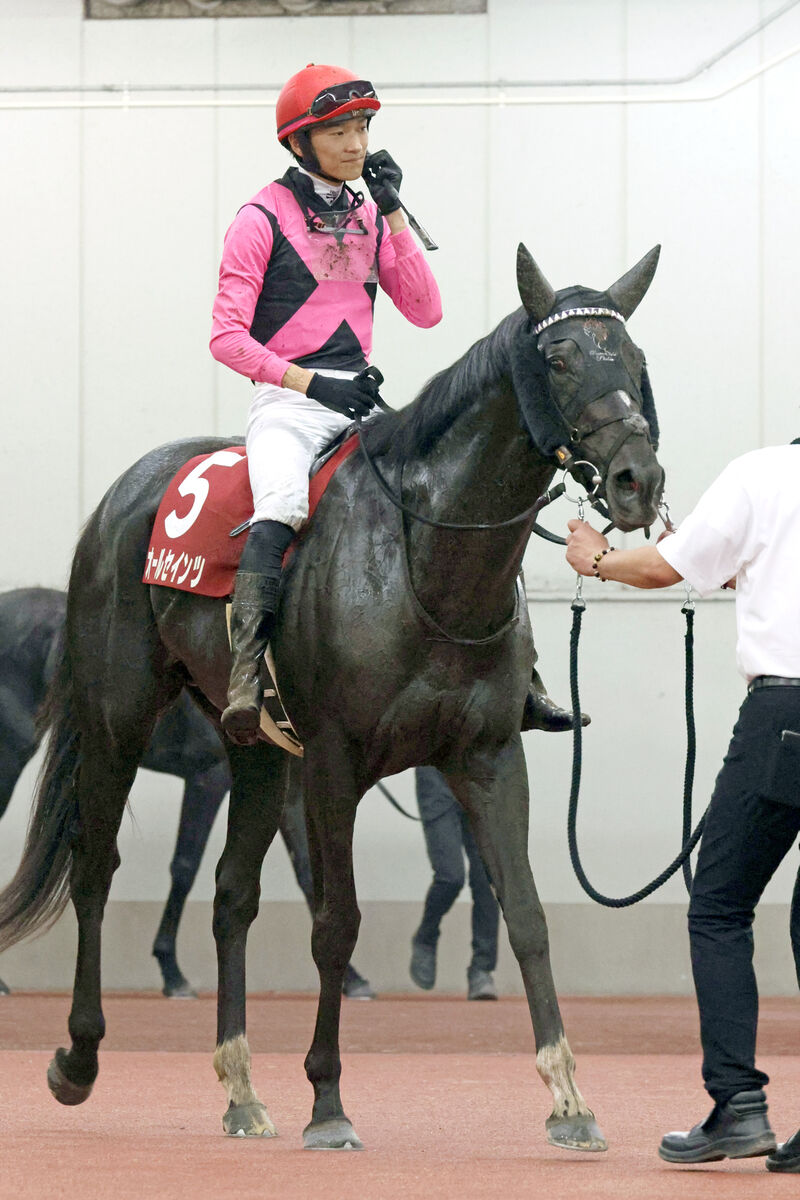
xmin=301 ymin=735 xmax=362 ymax=1149
xmin=213 ymin=741 xmax=287 ymax=1137
xmin=448 ymin=736 xmax=607 ymax=1152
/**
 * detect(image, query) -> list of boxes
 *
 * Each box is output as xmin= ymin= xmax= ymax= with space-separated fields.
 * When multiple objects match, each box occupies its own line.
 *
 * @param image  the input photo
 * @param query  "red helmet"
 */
xmin=276 ymin=64 xmax=380 ymax=145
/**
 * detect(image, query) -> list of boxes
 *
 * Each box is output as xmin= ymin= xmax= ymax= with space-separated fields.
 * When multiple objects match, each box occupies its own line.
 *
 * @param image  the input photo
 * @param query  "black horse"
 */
xmin=0 ymin=587 xmax=372 ymax=999
xmin=0 ymin=245 xmax=664 ymax=1151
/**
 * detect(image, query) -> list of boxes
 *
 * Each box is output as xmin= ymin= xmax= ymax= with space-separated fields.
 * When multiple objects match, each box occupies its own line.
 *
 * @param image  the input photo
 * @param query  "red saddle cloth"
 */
xmin=143 ymin=437 xmax=359 ymax=597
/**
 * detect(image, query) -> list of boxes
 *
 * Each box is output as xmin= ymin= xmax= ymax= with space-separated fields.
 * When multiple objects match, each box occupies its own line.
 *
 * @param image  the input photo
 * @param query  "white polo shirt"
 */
xmin=657 ymin=444 xmax=800 ymax=682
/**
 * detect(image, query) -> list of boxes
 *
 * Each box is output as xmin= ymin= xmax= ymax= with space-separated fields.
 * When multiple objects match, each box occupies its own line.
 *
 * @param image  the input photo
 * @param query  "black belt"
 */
xmin=748 ymin=675 xmax=800 ymax=694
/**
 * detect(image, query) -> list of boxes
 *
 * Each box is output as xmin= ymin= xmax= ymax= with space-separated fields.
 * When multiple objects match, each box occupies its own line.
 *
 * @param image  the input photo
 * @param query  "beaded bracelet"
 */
xmin=592 ymin=547 xmax=615 ymax=581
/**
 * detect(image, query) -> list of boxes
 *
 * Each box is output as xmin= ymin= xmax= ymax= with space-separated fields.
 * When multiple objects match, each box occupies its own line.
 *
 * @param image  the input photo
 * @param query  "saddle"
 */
xmin=143 ymin=431 xmax=360 ymax=758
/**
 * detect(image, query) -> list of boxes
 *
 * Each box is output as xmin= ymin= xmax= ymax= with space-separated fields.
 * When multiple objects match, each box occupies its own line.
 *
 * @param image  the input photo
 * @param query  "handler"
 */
xmin=565 ymin=439 xmax=800 ymax=1173
xmin=211 ymin=62 xmax=577 ymax=746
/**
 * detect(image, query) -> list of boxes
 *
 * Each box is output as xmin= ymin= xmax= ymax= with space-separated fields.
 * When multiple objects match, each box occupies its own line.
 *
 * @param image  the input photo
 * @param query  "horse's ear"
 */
xmin=606 ymin=245 xmax=661 ymax=319
xmin=516 ymin=243 xmax=556 ymax=321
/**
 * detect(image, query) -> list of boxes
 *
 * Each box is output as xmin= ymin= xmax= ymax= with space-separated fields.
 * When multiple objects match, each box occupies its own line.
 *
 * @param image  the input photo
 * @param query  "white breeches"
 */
xmin=246 ymin=370 xmax=354 ymax=531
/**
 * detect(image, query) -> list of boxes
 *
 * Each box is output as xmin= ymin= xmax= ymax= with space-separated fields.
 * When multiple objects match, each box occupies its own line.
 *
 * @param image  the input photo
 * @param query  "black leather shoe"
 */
xmin=342 ymin=965 xmax=375 ymax=1000
xmin=658 ymin=1090 xmax=776 ymax=1164
xmin=409 ymin=938 xmax=436 ymax=990
xmin=767 ymin=1128 xmax=800 ymax=1172
xmin=520 ymin=669 xmax=590 ymax=733
xmin=467 ymin=970 xmax=498 ymax=1001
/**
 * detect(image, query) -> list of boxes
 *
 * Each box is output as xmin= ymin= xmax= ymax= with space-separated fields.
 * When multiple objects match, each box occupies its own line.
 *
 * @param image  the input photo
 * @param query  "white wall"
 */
xmin=2 ymin=0 xmax=799 ymax=990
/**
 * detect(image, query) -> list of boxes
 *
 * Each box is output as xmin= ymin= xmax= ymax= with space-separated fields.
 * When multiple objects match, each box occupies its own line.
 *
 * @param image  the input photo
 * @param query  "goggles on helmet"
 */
xmin=308 ymin=80 xmax=376 ymax=119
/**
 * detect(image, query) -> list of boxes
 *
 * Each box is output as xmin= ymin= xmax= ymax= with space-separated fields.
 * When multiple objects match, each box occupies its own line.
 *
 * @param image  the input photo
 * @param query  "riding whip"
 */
xmin=383 ymin=184 xmax=438 ymax=251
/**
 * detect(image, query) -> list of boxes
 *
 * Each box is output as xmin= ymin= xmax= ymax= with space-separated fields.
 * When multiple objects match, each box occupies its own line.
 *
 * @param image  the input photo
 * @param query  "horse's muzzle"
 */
xmin=605 ymin=456 xmax=665 ymax=533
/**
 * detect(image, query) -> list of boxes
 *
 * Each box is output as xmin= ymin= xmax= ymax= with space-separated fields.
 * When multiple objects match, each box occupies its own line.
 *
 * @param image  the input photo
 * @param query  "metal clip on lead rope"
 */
xmin=572 ymin=496 xmax=586 ymax=610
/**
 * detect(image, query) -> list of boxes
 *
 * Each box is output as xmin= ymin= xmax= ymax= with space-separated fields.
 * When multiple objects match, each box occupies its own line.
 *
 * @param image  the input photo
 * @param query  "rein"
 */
xmin=374 ymin=779 xmax=421 ymax=821
xmin=354 ymin=404 xmax=566 ymax=646
xmin=355 ymin=410 xmax=566 ymax=532
xmin=566 ymin=587 xmax=706 ymax=906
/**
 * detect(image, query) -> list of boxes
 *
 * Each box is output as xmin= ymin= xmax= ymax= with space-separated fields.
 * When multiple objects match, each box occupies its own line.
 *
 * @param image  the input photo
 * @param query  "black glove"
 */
xmin=306 ymin=371 xmax=379 ymax=419
xmin=362 ymin=150 xmax=403 ymax=216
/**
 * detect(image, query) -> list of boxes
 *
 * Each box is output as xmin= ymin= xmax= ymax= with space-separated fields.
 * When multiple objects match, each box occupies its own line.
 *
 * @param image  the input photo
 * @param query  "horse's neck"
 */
xmin=403 ymin=379 xmax=554 ymax=637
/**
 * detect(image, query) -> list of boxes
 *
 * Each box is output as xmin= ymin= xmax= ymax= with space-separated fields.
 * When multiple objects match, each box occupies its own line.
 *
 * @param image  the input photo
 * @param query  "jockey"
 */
xmin=210 ymin=62 xmax=578 ymax=745
xmin=210 ymin=62 xmax=442 ymax=744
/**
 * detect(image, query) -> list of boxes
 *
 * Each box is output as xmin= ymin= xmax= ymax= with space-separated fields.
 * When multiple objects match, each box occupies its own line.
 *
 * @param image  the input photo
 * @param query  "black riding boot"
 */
xmin=520 ymin=656 xmax=590 ymax=733
xmin=221 ymin=520 xmax=294 ymax=747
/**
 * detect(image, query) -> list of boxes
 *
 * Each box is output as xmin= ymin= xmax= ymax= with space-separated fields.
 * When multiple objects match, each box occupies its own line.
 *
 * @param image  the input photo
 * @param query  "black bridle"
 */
xmin=518 ymin=304 xmax=659 ymax=544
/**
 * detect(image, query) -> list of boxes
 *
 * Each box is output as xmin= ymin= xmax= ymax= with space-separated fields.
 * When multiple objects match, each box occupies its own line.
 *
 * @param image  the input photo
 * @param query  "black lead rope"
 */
xmin=681 ymin=603 xmax=699 ymax=893
xmin=566 ymin=597 xmax=707 ymax=907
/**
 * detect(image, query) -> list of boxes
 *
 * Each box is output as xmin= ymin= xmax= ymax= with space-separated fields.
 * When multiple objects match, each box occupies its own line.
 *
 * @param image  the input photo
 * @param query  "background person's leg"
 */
xmin=462 ymin=812 xmax=499 ymax=999
xmin=410 ymin=768 xmax=465 ymax=990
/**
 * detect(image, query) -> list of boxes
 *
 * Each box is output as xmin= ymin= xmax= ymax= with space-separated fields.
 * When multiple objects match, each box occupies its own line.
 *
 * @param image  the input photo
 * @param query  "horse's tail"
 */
xmin=0 ymin=631 xmax=78 ymax=952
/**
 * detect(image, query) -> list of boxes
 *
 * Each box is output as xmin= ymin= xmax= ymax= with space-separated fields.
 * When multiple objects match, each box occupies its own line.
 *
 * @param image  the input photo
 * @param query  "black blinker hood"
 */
xmin=509 ymin=284 xmax=659 ymax=458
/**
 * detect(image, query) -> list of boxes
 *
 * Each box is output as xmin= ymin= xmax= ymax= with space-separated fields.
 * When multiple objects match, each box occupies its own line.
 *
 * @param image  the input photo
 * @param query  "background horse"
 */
xmin=0 ymin=244 xmax=664 ymax=1152
xmin=0 ymin=587 xmax=372 ymax=999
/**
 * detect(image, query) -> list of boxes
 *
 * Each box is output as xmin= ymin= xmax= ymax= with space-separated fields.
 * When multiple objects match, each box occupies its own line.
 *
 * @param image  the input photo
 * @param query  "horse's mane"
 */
xmin=362 ymin=308 xmax=526 ymax=462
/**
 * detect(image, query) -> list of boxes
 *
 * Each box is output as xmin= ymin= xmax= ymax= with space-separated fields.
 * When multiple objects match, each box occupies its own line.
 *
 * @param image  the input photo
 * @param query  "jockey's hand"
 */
xmin=306 ymin=372 xmax=378 ymax=419
xmin=362 ymin=150 xmax=403 ymax=215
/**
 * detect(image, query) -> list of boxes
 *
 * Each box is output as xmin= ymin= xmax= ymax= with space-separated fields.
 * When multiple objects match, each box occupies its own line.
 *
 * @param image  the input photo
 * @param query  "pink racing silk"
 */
xmin=210 ymin=176 xmax=442 ymax=386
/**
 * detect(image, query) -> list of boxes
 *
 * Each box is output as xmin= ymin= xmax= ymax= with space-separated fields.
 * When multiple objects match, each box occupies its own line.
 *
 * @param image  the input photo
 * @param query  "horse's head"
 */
xmin=512 ymin=244 xmax=665 ymax=533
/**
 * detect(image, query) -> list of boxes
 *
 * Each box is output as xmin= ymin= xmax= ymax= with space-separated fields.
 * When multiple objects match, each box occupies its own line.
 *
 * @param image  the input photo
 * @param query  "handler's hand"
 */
xmin=565 ymin=519 xmax=609 ymax=577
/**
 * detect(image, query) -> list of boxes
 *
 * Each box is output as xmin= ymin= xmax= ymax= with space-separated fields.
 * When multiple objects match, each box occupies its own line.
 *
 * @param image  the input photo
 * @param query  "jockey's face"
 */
xmin=306 ymin=115 xmax=370 ymax=182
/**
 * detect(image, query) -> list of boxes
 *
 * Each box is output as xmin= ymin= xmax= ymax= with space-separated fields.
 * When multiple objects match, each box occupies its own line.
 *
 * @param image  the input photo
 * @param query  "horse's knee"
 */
xmin=169 ymin=854 xmax=197 ymax=894
xmin=503 ymin=903 xmax=550 ymax=962
xmin=311 ymin=906 xmax=360 ymax=970
xmin=213 ymin=870 xmax=260 ymax=940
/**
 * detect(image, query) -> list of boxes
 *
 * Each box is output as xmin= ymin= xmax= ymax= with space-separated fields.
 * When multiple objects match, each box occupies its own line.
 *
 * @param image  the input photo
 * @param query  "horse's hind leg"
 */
xmin=213 ymin=740 xmax=288 ymax=1137
xmin=49 ymin=637 xmax=180 ymax=1105
xmin=0 ymin=692 xmax=39 ymax=995
xmin=300 ymin=738 xmax=362 ymax=1150
xmin=449 ymin=737 xmax=607 ymax=1152
xmin=152 ymin=759 xmax=229 ymax=997
xmin=0 ymin=685 xmax=39 ymax=821
xmin=49 ymin=719 xmax=171 ymax=1105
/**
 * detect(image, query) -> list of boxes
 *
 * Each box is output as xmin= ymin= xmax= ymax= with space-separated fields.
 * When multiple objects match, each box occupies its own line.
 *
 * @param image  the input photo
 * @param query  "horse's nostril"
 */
xmin=614 ymin=469 xmax=639 ymax=493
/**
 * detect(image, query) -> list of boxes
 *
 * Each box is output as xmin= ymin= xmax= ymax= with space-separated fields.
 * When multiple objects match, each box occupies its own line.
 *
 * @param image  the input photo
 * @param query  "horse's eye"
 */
xmin=549 ymin=358 xmax=567 ymax=374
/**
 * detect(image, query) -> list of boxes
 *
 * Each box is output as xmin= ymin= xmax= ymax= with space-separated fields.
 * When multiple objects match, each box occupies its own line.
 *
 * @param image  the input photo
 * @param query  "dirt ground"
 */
xmin=0 ymin=992 xmax=797 ymax=1200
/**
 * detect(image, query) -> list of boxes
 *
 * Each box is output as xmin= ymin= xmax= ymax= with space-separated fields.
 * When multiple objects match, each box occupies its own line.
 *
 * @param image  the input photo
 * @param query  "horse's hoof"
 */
xmin=47 ymin=1050 xmax=94 ymax=1107
xmin=303 ymin=1117 xmax=363 ymax=1150
xmin=546 ymin=1112 xmax=608 ymax=1152
xmin=223 ymin=1102 xmax=276 ymax=1137
xmin=162 ymin=982 xmax=198 ymax=999
xmin=0 ymin=978 xmax=10 ymax=996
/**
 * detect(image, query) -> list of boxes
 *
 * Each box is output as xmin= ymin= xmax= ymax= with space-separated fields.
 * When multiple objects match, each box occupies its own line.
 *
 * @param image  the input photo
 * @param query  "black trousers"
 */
xmin=413 ymin=766 xmax=499 ymax=975
xmin=688 ymin=686 xmax=800 ymax=1104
